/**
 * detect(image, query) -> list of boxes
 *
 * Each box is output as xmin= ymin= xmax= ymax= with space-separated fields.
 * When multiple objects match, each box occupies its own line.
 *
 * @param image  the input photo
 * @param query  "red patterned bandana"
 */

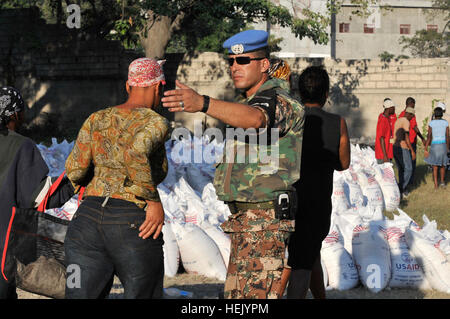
xmin=127 ymin=58 xmax=166 ymax=87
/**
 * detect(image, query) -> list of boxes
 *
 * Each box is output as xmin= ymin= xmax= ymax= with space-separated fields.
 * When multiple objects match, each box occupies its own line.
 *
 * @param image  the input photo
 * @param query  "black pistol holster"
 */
xmin=274 ymin=191 xmax=297 ymax=220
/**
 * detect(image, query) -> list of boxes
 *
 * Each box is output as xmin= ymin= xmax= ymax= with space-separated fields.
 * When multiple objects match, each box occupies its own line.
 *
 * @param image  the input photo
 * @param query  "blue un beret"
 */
xmin=223 ymin=30 xmax=269 ymax=55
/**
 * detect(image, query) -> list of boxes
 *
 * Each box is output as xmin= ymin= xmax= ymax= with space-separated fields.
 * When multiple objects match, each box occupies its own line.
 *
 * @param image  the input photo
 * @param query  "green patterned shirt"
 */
xmin=65 ymin=107 xmax=169 ymax=208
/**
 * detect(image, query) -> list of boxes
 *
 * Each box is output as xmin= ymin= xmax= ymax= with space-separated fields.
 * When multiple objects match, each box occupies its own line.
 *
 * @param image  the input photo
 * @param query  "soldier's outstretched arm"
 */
xmin=161 ymin=80 xmax=266 ymax=129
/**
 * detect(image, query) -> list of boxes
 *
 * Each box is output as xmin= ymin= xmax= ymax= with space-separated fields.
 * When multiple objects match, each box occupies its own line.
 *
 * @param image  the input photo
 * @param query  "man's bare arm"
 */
xmin=380 ymin=137 xmax=389 ymax=162
xmin=405 ymin=132 xmax=416 ymax=160
xmin=338 ymin=117 xmax=350 ymax=170
xmin=161 ymin=80 xmax=266 ymax=129
xmin=413 ymin=126 xmax=425 ymax=143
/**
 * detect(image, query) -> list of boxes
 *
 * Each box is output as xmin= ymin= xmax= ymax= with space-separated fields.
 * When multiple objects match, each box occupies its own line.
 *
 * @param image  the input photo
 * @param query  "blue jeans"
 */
xmin=64 ymin=197 xmax=164 ymax=299
xmin=393 ymin=146 xmax=413 ymax=193
xmin=409 ymin=142 xmax=417 ymax=186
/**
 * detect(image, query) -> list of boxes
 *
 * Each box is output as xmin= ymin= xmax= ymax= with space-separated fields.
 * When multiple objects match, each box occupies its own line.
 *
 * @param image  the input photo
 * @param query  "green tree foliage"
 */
xmin=1 ymin=0 xmax=389 ymax=58
xmin=429 ymin=0 xmax=449 ymax=22
xmin=378 ymin=51 xmax=395 ymax=62
xmin=118 ymin=0 xmax=335 ymax=58
xmin=399 ymin=0 xmax=449 ymax=58
xmin=400 ymin=30 xmax=449 ymax=58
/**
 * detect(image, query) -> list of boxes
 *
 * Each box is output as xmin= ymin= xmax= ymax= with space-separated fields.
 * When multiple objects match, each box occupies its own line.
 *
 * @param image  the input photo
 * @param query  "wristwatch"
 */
xmin=202 ymin=95 xmax=210 ymax=113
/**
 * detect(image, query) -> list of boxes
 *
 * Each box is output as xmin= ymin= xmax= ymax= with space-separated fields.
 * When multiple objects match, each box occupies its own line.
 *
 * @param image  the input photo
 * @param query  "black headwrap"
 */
xmin=0 ymin=86 xmax=25 ymax=135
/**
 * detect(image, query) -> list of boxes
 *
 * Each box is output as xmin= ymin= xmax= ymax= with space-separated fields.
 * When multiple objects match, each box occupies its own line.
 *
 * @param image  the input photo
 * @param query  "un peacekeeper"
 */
xmin=162 ymin=30 xmax=304 ymax=299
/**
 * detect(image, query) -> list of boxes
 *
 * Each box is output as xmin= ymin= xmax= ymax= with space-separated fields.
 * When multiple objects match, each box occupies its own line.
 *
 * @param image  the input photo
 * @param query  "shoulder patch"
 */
xmin=248 ymin=88 xmax=277 ymax=129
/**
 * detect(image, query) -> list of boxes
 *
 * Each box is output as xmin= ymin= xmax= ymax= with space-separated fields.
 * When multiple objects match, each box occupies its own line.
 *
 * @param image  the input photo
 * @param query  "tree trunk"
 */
xmin=140 ymin=11 xmax=185 ymax=59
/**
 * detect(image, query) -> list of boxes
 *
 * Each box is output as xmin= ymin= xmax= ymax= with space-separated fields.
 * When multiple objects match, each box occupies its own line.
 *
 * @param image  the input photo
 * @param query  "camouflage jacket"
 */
xmin=269 ymin=77 xmax=291 ymax=93
xmin=213 ymin=78 xmax=305 ymax=203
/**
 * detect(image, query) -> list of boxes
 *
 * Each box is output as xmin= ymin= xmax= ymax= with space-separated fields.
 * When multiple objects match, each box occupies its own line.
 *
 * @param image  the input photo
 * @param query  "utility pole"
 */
xmin=330 ymin=0 xmax=336 ymax=59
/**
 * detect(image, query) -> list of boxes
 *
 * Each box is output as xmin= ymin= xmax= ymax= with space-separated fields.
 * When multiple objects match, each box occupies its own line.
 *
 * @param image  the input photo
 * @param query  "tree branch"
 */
xmin=170 ymin=12 xmax=185 ymax=34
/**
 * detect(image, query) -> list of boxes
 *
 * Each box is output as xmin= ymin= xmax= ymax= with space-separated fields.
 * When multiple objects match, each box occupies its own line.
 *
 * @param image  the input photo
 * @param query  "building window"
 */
xmin=364 ymin=24 xmax=374 ymax=33
xmin=427 ymin=24 xmax=438 ymax=32
xmin=400 ymin=24 xmax=410 ymax=34
xmin=339 ymin=23 xmax=350 ymax=33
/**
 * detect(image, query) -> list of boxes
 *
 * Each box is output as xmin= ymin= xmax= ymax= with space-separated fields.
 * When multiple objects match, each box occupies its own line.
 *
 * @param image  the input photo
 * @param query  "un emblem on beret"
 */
xmin=231 ymin=44 xmax=244 ymax=55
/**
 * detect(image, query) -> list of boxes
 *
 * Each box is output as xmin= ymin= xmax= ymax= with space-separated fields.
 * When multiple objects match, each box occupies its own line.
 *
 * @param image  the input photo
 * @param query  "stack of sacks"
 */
xmin=404 ymin=215 xmax=450 ymax=293
xmin=37 ymin=138 xmax=450 ymax=292
xmin=323 ymin=206 xmax=448 ymax=293
xmin=322 ymin=145 xmax=447 ymax=293
xmin=332 ymin=144 xmax=400 ymax=215
xmin=158 ymin=136 xmax=230 ymax=280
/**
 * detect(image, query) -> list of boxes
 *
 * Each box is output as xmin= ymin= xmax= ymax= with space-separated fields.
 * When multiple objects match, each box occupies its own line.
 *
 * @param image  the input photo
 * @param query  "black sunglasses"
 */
xmin=227 ymin=56 xmax=265 ymax=66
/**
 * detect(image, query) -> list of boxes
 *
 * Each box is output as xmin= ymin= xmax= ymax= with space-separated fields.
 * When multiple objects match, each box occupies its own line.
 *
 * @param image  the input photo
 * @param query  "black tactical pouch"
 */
xmin=274 ymin=191 xmax=297 ymax=220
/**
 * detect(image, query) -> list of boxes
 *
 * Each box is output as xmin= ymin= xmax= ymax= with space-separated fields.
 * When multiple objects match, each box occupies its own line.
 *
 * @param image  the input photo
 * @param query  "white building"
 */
xmin=254 ymin=0 xmax=447 ymax=59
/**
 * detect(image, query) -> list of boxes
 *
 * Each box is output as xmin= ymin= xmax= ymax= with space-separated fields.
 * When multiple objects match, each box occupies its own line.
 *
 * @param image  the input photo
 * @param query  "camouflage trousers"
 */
xmin=221 ymin=207 xmax=294 ymax=299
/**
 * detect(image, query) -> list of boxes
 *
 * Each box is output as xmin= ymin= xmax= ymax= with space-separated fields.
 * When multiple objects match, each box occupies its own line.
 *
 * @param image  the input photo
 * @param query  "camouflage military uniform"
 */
xmin=214 ymin=78 xmax=305 ymax=299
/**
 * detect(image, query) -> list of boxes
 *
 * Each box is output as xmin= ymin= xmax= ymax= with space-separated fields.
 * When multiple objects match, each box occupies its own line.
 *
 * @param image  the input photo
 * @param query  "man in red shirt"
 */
xmin=398 ymin=97 xmax=425 ymax=187
xmin=375 ymin=98 xmax=396 ymax=164
xmin=389 ymin=110 xmax=397 ymax=136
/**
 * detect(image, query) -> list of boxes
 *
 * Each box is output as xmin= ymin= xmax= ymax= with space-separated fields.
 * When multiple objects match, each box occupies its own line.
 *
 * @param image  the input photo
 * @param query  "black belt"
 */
xmin=226 ymin=200 xmax=275 ymax=214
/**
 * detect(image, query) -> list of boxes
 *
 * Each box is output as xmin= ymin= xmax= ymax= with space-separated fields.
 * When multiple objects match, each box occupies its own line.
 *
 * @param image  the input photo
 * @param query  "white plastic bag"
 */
xmin=201 ymin=183 xmax=231 ymax=227
xmin=173 ymin=177 xmax=205 ymax=225
xmin=321 ymin=257 xmax=329 ymax=289
xmin=405 ymin=222 xmax=450 ymax=293
xmin=357 ymin=205 xmax=384 ymax=224
xmin=184 ymin=164 xmax=212 ymax=196
xmin=44 ymin=195 xmax=79 ymax=221
xmin=373 ymin=163 xmax=400 ymax=212
xmin=321 ymin=227 xmax=359 ymax=290
xmin=421 ymin=215 xmax=450 ymax=260
xmin=386 ymin=226 xmax=430 ymax=289
xmin=352 ymin=224 xmax=391 ymax=293
xmin=331 ymin=176 xmax=351 ymax=213
xmin=356 ymin=169 xmax=385 ymax=211
xmin=37 ymin=138 xmax=74 ymax=177
xmin=162 ymin=221 xmax=180 ymax=277
xmin=171 ymin=221 xmax=227 ymax=281
xmin=333 ymin=209 xmax=363 ymax=255
xmin=198 ymin=220 xmax=231 ymax=268
xmin=342 ymin=170 xmax=365 ymax=208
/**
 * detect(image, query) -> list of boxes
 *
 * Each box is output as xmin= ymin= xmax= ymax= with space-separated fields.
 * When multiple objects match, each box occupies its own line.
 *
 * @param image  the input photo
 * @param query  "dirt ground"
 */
xmin=17 ymin=273 xmax=450 ymax=299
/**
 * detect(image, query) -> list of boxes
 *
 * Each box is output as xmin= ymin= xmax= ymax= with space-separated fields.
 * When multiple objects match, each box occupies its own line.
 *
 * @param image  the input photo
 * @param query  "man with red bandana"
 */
xmin=64 ymin=58 xmax=168 ymax=299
